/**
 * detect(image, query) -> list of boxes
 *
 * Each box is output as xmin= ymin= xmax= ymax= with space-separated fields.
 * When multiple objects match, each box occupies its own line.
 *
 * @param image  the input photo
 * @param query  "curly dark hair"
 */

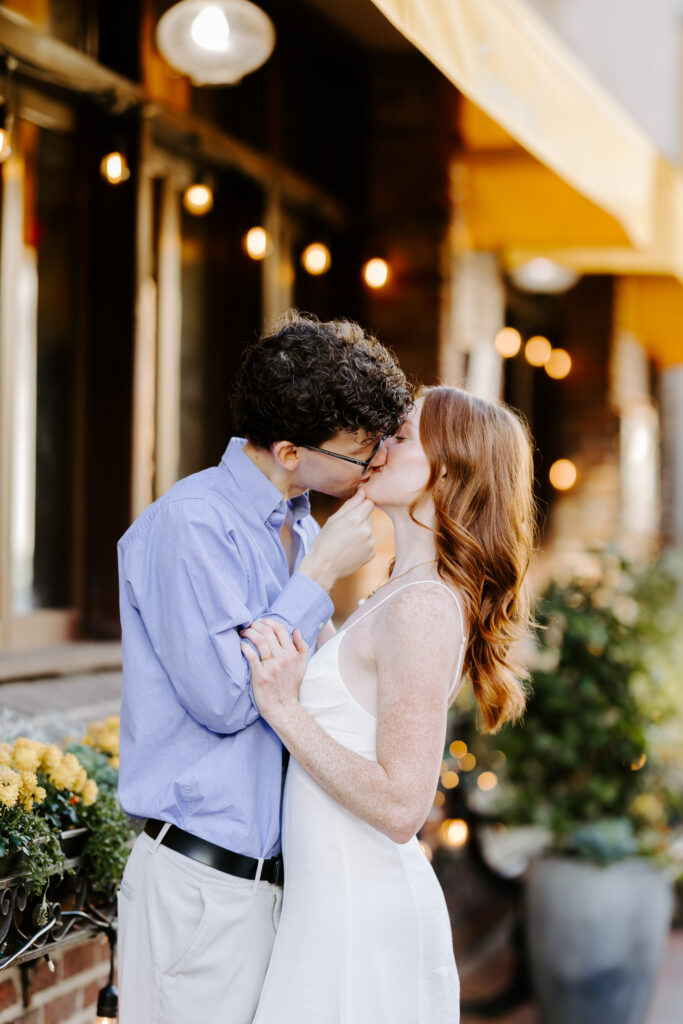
xmin=232 ymin=310 xmax=414 ymax=449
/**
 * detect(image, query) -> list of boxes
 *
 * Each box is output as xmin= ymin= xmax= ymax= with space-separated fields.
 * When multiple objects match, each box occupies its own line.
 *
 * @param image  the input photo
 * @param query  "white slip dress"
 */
xmin=251 ymin=581 xmax=467 ymax=1024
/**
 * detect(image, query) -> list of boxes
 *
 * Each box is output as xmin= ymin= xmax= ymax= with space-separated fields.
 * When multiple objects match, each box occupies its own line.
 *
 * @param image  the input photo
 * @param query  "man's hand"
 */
xmin=297 ymin=489 xmax=376 ymax=592
xmin=240 ymin=619 xmax=309 ymax=725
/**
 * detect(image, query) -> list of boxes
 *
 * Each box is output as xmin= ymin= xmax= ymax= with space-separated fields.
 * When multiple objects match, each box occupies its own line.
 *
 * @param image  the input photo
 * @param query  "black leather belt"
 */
xmin=144 ymin=819 xmax=284 ymax=886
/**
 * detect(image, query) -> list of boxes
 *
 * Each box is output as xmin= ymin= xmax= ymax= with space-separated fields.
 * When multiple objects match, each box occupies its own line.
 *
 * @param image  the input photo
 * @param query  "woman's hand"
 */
xmin=240 ymin=619 xmax=309 ymax=725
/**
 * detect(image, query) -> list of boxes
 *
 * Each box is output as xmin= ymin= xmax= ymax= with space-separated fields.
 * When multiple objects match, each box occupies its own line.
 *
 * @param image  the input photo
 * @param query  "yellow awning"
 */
xmin=370 ymin=0 xmax=660 ymax=250
xmin=504 ymin=158 xmax=683 ymax=283
xmin=615 ymin=276 xmax=683 ymax=368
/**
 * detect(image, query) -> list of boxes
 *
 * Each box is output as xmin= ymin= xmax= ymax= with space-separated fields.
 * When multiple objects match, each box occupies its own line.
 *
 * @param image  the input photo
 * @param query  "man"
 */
xmin=116 ymin=311 xmax=413 ymax=1023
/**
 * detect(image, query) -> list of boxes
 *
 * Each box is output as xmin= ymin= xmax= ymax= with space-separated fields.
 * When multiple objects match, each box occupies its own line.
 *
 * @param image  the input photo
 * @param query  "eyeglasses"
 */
xmin=297 ymin=435 xmax=386 ymax=472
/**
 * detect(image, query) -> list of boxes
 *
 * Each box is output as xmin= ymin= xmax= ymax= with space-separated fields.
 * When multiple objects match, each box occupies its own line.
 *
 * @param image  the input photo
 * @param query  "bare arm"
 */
xmin=240 ymin=587 xmax=463 ymax=844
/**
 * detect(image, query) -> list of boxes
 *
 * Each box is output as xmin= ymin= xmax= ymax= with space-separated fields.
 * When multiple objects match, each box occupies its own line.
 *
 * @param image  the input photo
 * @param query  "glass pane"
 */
xmin=11 ymin=118 xmax=78 ymax=612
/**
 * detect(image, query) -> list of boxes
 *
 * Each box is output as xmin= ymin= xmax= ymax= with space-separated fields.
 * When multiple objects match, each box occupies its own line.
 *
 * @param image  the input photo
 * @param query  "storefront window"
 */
xmin=6 ymin=117 xmax=80 ymax=614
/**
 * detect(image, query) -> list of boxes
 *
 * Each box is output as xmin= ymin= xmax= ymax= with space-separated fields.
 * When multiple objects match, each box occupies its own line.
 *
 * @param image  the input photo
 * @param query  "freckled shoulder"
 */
xmin=375 ymin=582 xmax=467 ymax=666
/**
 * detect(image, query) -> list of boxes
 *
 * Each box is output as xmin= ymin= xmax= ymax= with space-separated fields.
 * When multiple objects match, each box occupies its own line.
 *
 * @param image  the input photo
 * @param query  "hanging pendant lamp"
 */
xmin=156 ymin=0 xmax=275 ymax=85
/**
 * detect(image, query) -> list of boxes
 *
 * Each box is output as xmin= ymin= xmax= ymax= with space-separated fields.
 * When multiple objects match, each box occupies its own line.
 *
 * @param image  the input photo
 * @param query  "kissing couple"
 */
xmin=116 ymin=310 xmax=536 ymax=1024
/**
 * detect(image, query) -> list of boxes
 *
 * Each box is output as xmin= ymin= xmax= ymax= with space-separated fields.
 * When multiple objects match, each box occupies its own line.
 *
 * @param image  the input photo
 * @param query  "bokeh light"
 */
xmin=545 ymin=348 xmax=572 ymax=379
xmin=100 ymin=152 xmax=130 ymax=185
xmin=183 ymin=183 xmax=214 ymax=215
xmin=302 ymin=242 xmax=331 ymax=275
xmin=495 ymin=327 xmax=522 ymax=358
xmin=525 ymin=335 xmax=552 ymax=366
xmin=363 ymin=258 xmax=390 ymax=288
xmin=440 ymin=818 xmax=469 ymax=848
xmin=477 ymin=771 xmax=498 ymax=791
xmin=243 ymin=226 xmax=270 ymax=260
xmin=549 ymin=459 xmax=578 ymax=491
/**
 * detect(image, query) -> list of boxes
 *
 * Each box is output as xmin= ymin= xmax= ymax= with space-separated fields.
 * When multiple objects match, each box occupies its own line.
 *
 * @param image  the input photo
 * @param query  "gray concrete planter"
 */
xmin=525 ymin=856 xmax=673 ymax=1024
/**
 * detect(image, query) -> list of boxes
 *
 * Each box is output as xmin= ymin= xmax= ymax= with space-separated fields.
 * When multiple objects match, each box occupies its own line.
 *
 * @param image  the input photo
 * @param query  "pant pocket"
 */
xmin=160 ymin=882 xmax=210 ymax=977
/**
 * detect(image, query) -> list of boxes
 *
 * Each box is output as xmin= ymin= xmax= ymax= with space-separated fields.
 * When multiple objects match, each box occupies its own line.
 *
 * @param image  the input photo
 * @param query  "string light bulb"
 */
xmin=301 ymin=242 xmax=331 ymax=276
xmin=243 ymin=226 xmax=270 ymax=260
xmin=549 ymin=459 xmax=577 ymax=491
xmin=545 ymin=348 xmax=572 ymax=379
xmin=100 ymin=151 xmax=130 ymax=186
xmin=525 ymin=335 xmax=552 ymax=367
xmin=363 ymin=258 xmax=389 ymax=289
xmin=183 ymin=182 xmax=214 ymax=215
xmin=495 ymin=327 xmax=522 ymax=358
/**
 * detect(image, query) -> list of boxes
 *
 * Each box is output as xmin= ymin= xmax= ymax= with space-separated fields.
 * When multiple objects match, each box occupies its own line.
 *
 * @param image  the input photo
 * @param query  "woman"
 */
xmin=240 ymin=386 xmax=536 ymax=1024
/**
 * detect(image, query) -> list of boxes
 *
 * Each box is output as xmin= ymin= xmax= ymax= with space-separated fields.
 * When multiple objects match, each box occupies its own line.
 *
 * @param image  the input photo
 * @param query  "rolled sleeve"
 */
xmin=268 ymin=570 xmax=334 ymax=648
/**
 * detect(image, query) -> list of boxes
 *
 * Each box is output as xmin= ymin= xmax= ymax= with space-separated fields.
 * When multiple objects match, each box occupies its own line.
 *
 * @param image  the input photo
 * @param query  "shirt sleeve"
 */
xmin=121 ymin=499 xmax=333 ymax=735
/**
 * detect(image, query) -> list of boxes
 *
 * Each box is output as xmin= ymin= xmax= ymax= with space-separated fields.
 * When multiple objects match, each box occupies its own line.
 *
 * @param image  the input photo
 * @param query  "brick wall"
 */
xmin=0 ymin=935 xmax=112 ymax=1024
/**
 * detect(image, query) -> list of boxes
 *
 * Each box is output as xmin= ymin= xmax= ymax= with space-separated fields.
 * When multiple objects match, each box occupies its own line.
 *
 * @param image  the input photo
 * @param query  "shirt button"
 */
xmin=318 ymin=622 xmax=325 ymax=630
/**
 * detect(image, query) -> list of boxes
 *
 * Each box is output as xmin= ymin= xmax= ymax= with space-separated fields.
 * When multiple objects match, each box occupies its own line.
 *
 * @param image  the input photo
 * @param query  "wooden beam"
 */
xmin=0 ymin=6 xmax=346 ymax=226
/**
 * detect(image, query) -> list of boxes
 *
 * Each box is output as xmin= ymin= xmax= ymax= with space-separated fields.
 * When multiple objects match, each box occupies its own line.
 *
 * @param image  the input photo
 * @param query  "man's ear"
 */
xmin=271 ymin=441 xmax=301 ymax=471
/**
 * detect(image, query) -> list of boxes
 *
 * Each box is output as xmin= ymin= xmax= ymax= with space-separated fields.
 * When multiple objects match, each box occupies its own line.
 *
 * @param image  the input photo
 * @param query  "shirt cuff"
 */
xmin=268 ymin=571 xmax=334 ymax=648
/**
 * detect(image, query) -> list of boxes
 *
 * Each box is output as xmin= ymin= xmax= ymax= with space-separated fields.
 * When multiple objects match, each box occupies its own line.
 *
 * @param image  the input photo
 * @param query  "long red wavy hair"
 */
xmin=415 ymin=386 xmax=537 ymax=732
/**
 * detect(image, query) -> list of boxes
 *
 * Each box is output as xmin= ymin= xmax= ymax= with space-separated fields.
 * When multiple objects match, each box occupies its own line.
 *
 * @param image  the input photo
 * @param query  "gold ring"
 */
xmin=261 ymin=653 xmax=274 ymax=661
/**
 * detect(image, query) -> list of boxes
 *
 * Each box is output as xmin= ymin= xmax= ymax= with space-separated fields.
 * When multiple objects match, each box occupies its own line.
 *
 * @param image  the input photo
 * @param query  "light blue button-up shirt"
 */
xmin=117 ymin=438 xmax=334 ymax=859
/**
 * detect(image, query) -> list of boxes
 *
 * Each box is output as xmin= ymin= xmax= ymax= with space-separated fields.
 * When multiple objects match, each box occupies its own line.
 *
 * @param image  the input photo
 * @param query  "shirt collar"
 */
xmin=220 ymin=438 xmax=311 ymax=524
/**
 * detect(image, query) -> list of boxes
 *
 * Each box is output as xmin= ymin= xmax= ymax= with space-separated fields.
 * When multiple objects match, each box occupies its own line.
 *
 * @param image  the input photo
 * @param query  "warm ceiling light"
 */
xmin=100 ymin=151 xmax=130 ymax=185
xmin=549 ymin=459 xmax=577 ymax=491
xmin=545 ymin=348 xmax=572 ymax=379
xmin=301 ymin=242 xmax=331 ymax=275
xmin=243 ymin=226 xmax=270 ymax=260
xmin=509 ymin=258 xmax=580 ymax=294
xmin=363 ymin=258 xmax=389 ymax=289
xmin=191 ymin=5 xmax=230 ymax=51
xmin=183 ymin=183 xmax=214 ymax=215
xmin=525 ymin=335 xmax=552 ymax=367
xmin=441 ymin=771 xmax=459 ymax=789
xmin=156 ymin=0 xmax=276 ymax=85
xmin=495 ymin=327 xmax=522 ymax=358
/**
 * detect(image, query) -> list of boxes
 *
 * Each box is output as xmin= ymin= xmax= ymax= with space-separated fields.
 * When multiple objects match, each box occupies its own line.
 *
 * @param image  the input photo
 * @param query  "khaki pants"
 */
xmin=117 ymin=831 xmax=282 ymax=1024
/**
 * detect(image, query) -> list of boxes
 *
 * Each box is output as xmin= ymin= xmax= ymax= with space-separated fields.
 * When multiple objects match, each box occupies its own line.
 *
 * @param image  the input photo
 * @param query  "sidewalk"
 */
xmin=461 ymin=928 xmax=683 ymax=1024
xmin=0 ymin=665 xmax=122 ymax=743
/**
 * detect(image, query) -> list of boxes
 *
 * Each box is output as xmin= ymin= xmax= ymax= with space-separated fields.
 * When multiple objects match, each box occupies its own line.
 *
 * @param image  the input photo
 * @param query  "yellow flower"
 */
xmin=72 ymin=767 xmax=88 ymax=794
xmin=0 ymin=743 xmax=12 ymax=767
xmin=40 ymin=744 xmax=63 ymax=772
xmin=82 ymin=716 xmax=120 ymax=758
xmin=48 ymin=752 xmax=81 ymax=791
xmin=0 ymin=768 xmax=21 ymax=809
xmin=80 ymin=779 xmax=98 ymax=807
xmin=34 ymin=785 xmax=47 ymax=805
xmin=19 ymin=770 xmax=38 ymax=797
xmin=11 ymin=738 xmax=43 ymax=772
xmin=20 ymin=795 xmax=34 ymax=812
xmin=110 ymin=756 xmax=120 ymax=769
